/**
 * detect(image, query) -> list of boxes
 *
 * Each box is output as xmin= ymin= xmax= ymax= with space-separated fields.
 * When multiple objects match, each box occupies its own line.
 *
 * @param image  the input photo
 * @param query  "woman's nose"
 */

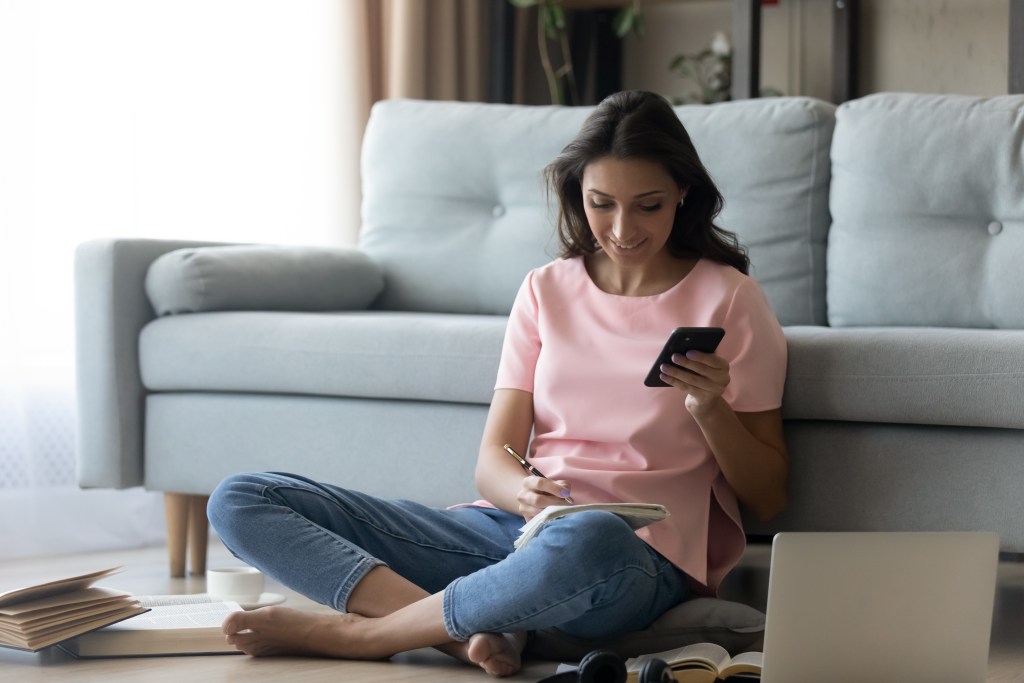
xmin=612 ymin=213 xmax=631 ymax=239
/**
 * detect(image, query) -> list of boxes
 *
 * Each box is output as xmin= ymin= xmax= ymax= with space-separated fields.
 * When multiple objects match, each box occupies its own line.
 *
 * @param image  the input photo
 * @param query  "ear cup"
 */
xmin=576 ymin=649 xmax=627 ymax=683
xmin=638 ymin=657 xmax=674 ymax=683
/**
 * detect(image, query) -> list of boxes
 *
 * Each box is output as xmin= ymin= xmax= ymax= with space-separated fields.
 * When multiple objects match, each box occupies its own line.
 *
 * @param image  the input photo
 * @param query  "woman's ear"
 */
xmin=679 ymin=187 xmax=690 ymax=207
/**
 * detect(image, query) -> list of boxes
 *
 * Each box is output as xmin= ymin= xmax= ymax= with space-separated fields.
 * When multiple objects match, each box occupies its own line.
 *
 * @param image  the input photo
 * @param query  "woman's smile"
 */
xmin=581 ymin=156 xmax=685 ymax=274
xmin=610 ymin=236 xmax=647 ymax=252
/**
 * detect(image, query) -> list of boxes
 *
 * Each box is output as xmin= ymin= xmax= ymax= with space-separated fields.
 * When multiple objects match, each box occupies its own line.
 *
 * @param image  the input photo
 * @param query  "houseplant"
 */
xmin=509 ymin=0 xmax=643 ymax=105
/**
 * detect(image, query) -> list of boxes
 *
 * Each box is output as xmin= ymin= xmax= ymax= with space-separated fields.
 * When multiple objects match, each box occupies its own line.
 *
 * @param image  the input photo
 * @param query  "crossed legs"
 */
xmin=208 ymin=472 xmax=687 ymax=677
xmin=208 ymin=472 xmax=528 ymax=674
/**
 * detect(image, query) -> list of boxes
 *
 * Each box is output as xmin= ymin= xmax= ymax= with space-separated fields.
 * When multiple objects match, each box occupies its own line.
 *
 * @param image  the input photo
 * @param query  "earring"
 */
xmin=679 ymin=198 xmax=686 ymax=207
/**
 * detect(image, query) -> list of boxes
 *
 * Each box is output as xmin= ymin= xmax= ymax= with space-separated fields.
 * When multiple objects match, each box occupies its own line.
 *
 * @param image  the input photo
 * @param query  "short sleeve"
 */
xmin=495 ymin=271 xmax=541 ymax=392
xmin=718 ymin=278 xmax=788 ymax=412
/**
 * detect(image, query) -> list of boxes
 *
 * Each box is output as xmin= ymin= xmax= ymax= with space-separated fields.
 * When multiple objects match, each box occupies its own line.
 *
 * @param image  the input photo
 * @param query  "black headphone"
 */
xmin=536 ymin=649 xmax=673 ymax=683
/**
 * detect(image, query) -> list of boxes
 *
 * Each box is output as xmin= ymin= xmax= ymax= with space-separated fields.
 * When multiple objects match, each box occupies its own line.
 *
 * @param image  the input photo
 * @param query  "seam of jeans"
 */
xmin=442 ymin=577 xmax=468 ymax=641
xmin=335 ymin=557 xmax=382 ymax=613
xmin=266 ymin=483 xmax=511 ymax=563
xmin=280 ymin=505 xmax=389 ymax=608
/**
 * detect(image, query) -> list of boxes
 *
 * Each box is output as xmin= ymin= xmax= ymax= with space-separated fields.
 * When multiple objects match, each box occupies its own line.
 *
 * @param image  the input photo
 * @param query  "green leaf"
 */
xmin=612 ymin=7 xmax=635 ymax=38
xmin=633 ymin=12 xmax=645 ymax=38
xmin=550 ymin=3 xmax=565 ymax=29
xmin=541 ymin=5 xmax=555 ymax=38
xmin=508 ymin=0 xmax=538 ymax=7
xmin=541 ymin=4 xmax=561 ymax=39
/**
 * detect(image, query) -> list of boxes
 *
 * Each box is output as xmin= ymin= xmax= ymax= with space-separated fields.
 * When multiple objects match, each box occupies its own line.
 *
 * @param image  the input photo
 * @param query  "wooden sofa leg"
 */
xmin=163 ymin=493 xmax=211 ymax=577
xmin=164 ymin=493 xmax=189 ymax=577
xmin=188 ymin=495 xmax=210 ymax=576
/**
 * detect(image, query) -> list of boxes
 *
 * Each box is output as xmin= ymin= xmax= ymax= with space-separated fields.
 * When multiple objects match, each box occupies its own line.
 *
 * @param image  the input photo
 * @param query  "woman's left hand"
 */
xmin=659 ymin=350 xmax=731 ymax=417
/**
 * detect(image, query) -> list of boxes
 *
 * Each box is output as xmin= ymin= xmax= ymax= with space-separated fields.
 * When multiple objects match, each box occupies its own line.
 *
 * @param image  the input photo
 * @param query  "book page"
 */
xmin=671 ymin=641 xmax=731 ymax=669
xmin=626 ymin=642 xmax=730 ymax=674
xmin=7 ymin=598 xmax=137 ymax=631
xmin=719 ymin=650 xmax=763 ymax=677
xmin=0 ymin=587 xmax=131 ymax=618
xmin=136 ymin=594 xmax=217 ymax=608
xmin=103 ymin=603 xmax=241 ymax=631
xmin=0 ymin=568 xmax=123 ymax=608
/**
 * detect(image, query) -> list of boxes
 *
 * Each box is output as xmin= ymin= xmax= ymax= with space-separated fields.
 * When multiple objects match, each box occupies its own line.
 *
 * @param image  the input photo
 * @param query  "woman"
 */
xmin=207 ymin=90 xmax=788 ymax=677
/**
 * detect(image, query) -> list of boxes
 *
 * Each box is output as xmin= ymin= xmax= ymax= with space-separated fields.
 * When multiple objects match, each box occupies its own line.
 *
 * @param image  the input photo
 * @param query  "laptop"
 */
xmin=760 ymin=531 xmax=999 ymax=683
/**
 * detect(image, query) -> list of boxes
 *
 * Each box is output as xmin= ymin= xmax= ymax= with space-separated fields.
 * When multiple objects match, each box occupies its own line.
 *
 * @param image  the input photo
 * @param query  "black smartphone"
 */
xmin=643 ymin=327 xmax=726 ymax=387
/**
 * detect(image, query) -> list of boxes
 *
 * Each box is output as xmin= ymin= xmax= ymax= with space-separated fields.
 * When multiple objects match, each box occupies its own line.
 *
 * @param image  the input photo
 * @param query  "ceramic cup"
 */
xmin=206 ymin=566 xmax=264 ymax=603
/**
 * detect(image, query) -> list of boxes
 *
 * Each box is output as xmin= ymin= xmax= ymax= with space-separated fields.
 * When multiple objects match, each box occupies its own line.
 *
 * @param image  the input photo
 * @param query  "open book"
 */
xmin=626 ymin=642 xmax=763 ymax=682
xmin=0 ymin=566 xmax=146 ymax=652
xmin=515 ymin=503 xmax=669 ymax=550
xmin=60 ymin=593 xmax=245 ymax=658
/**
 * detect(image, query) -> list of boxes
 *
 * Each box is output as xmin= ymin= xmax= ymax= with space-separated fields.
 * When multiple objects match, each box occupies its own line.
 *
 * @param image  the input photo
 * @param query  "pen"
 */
xmin=502 ymin=443 xmax=574 ymax=504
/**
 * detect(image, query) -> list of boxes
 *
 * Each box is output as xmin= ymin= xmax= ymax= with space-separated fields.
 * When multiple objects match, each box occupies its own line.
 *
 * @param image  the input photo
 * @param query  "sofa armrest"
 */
xmin=74 ymin=238 xmax=235 ymax=489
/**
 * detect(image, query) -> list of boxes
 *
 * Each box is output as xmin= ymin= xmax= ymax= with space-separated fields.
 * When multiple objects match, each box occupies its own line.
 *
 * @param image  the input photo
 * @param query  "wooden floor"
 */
xmin=1 ymin=539 xmax=1022 ymax=682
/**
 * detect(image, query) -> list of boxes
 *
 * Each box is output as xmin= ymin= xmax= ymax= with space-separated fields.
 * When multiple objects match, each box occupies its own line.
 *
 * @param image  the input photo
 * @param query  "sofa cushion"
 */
xmin=828 ymin=93 xmax=1024 ymax=328
xmin=360 ymin=97 xmax=834 ymax=325
xmin=145 ymin=245 xmax=384 ymax=315
xmin=680 ymin=98 xmax=834 ymax=327
xmin=139 ymin=311 xmax=506 ymax=405
xmin=782 ymin=326 xmax=1024 ymax=429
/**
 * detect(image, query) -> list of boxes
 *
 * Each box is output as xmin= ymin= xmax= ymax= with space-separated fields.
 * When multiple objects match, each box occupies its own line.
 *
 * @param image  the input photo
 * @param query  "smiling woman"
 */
xmin=580 ymin=157 xmax=688 ymax=297
xmin=0 ymin=0 xmax=356 ymax=558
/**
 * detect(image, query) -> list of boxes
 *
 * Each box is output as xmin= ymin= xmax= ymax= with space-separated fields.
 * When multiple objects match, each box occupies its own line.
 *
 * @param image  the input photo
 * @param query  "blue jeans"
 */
xmin=207 ymin=472 xmax=688 ymax=641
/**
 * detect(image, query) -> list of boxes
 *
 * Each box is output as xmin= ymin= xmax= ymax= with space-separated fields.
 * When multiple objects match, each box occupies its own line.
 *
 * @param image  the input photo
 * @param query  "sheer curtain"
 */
xmin=0 ymin=0 xmax=490 ymax=559
xmin=0 ymin=0 xmax=359 ymax=558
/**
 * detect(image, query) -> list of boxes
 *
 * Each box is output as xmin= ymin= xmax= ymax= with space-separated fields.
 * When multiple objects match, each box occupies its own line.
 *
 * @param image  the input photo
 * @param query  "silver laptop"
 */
xmin=761 ymin=532 xmax=999 ymax=683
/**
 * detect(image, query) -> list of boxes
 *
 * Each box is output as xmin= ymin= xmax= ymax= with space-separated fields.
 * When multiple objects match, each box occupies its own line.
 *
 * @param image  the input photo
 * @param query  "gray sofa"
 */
xmin=76 ymin=93 xmax=1024 ymax=593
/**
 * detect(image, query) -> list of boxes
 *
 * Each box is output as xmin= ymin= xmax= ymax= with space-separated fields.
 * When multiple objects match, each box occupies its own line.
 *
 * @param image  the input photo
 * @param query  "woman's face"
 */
xmin=581 ymin=156 xmax=687 ymax=268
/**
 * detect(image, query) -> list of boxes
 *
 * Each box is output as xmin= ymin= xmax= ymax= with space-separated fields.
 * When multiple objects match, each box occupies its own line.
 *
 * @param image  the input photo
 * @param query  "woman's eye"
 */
xmin=639 ymin=203 xmax=662 ymax=212
xmin=589 ymin=202 xmax=613 ymax=210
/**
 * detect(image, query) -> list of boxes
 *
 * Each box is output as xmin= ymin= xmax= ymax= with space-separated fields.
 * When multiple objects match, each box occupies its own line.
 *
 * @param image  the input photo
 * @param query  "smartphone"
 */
xmin=643 ymin=327 xmax=726 ymax=387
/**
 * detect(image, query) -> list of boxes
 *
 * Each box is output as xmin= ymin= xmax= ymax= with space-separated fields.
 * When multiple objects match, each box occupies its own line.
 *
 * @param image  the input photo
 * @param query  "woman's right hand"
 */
xmin=516 ymin=475 xmax=572 ymax=521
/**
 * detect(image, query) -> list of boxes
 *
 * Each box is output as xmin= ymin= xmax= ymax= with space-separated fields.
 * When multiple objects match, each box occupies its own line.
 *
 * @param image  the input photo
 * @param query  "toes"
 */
xmin=466 ymin=633 xmax=522 ymax=677
xmin=222 ymin=611 xmax=252 ymax=635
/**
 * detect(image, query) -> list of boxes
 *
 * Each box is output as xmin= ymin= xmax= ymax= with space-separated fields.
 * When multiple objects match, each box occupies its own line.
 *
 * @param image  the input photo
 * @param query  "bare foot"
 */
xmin=222 ymin=606 xmax=386 ymax=659
xmin=222 ymin=604 xmax=527 ymax=677
xmin=465 ymin=631 xmax=528 ymax=677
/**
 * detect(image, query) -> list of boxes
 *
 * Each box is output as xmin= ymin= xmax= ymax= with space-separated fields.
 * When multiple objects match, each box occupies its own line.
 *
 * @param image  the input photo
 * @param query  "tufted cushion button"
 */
xmin=987 ymin=221 xmax=1003 ymax=236
xmin=492 ymin=204 xmax=506 ymax=218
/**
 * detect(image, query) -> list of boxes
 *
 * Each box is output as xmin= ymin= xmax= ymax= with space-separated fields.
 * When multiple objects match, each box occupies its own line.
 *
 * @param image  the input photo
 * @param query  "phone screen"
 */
xmin=643 ymin=327 xmax=725 ymax=387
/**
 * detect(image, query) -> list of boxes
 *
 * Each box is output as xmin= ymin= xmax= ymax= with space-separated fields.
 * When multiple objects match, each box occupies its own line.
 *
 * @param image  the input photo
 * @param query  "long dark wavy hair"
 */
xmin=544 ymin=90 xmax=749 ymax=274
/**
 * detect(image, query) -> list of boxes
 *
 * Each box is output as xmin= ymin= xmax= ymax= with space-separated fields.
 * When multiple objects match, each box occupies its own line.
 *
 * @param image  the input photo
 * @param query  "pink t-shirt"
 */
xmin=493 ymin=256 xmax=787 ymax=594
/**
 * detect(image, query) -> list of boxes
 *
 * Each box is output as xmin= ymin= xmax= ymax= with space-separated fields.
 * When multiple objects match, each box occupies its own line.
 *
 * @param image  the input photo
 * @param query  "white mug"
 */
xmin=206 ymin=566 xmax=264 ymax=603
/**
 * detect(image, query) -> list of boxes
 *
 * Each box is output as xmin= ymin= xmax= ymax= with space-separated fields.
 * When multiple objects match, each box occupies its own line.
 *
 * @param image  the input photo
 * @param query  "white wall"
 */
xmin=0 ymin=0 xmax=358 ymax=559
xmin=5 ymin=0 xmax=355 ymax=249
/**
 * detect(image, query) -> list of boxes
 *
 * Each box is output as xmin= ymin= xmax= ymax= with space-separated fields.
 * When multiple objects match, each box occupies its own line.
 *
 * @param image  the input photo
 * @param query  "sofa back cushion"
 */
xmin=827 ymin=93 xmax=1024 ymax=328
xmin=359 ymin=97 xmax=835 ymax=325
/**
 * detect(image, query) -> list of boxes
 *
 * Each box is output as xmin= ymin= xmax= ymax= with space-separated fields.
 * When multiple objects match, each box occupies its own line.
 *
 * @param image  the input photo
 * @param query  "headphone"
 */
xmin=536 ymin=649 xmax=673 ymax=683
